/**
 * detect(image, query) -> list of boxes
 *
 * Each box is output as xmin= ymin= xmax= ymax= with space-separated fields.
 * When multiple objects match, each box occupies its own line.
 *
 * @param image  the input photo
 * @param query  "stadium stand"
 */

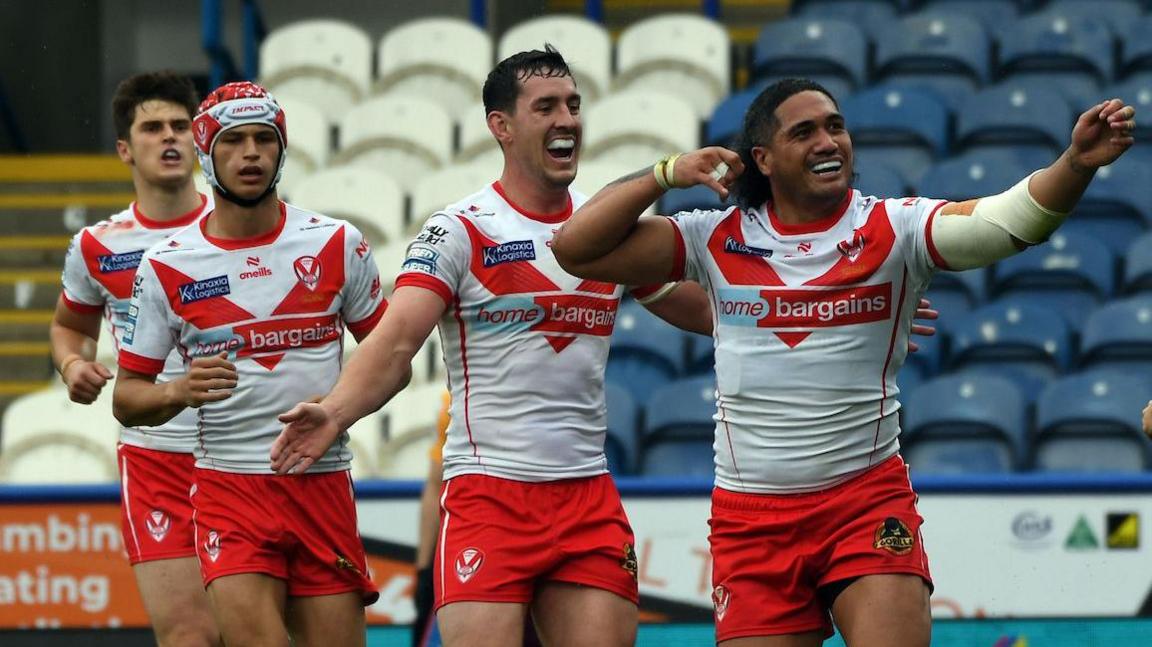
xmin=258 ymin=19 xmax=372 ymax=121
xmin=374 ymin=17 xmax=492 ymax=120
xmin=615 ymin=14 xmax=731 ymax=118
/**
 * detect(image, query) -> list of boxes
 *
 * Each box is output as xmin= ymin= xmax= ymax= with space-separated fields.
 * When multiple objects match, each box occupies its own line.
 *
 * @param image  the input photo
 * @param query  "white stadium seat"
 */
xmin=0 ymin=386 xmax=120 ymax=483
xmin=615 ymin=14 xmax=731 ymax=118
xmin=582 ymin=91 xmax=700 ymax=169
xmin=373 ymin=238 xmax=410 ymax=291
xmin=376 ymin=18 xmax=493 ymax=119
xmin=573 ymin=160 xmax=657 ymax=216
xmin=498 ymin=16 xmax=612 ymax=102
xmin=272 ymin=95 xmax=331 ymax=201
xmin=259 ymin=19 xmax=372 ymax=121
xmin=409 ymin=160 xmax=502 ymax=234
xmin=335 ymin=95 xmax=454 ymax=191
xmin=290 ymin=167 xmax=406 ymax=246
xmin=455 ymin=100 xmax=502 ymax=166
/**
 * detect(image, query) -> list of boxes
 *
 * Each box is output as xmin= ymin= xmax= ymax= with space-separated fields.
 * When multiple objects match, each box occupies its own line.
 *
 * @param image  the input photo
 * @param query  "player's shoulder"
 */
xmin=75 ymin=206 xmax=137 ymax=240
xmin=665 ymin=203 xmax=740 ymax=229
xmin=435 ymin=184 xmax=500 ymax=222
xmin=868 ymin=194 xmax=949 ymax=217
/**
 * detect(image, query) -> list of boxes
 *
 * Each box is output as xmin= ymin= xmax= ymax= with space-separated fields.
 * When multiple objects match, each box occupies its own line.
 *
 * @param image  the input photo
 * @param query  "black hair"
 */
xmin=731 ymin=78 xmax=839 ymax=210
xmin=482 ymin=43 xmax=573 ymax=115
xmin=111 ymin=71 xmax=199 ymax=141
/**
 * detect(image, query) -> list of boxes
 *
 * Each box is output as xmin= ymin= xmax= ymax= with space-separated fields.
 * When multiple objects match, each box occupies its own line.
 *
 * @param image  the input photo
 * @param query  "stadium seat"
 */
xmin=995 ymin=13 xmax=1113 ymax=91
xmin=272 ymin=95 xmax=330 ymax=200
xmin=639 ymin=375 xmax=716 ymax=478
xmin=990 ymin=230 xmax=1115 ymax=331
xmin=901 ymin=373 xmax=1027 ymax=473
xmin=640 ymin=441 xmax=715 ymax=478
xmin=872 ymin=12 xmax=990 ymax=98
xmin=1124 ymin=232 xmax=1152 ymax=293
xmin=841 ymin=85 xmax=950 ymax=185
xmin=752 ymin=18 xmax=868 ymax=90
xmin=1033 ymin=370 xmax=1152 ymax=472
xmin=918 ymin=0 xmax=1021 ymax=31
xmin=1058 ymin=156 xmax=1152 ymax=254
xmin=659 ymin=184 xmax=730 ymax=215
xmin=615 ymin=14 xmax=731 ymax=118
xmin=954 ymin=83 xmax=1072 ymax=160
xmin=794 ymin=0 xmax=900 ymax=38
xmin=706 ymin=85 xmax=762 ymax=147
xmin=607 ymin=300 xmax=686 ymax=404
xmin=1107 ymin=74 xmax=1152 ymax=144
xmin=374 ymin=239 xmax=411 ymax=290
xmin=1120 ymin=17 xmax=1152 ymax=79
xmin=929 ymin=267 xmax=987 ymax=306
xmin=686 ymin=334 xmax=714 ymax=376
xmin=605 ymin=382 xmax=640 ymax=475
xmin=455 ymin=100 xmax=502 ymax=166
xmin=948 ymin=301 xmax=1074 ymax=385
xmin=410 ymin=160 xmax=503 ymax=234
xmin=0 ymin=386 xmax=120 ymax=483
xmin=335 ymin=95 xmax=453 ymax=190
xmin=756 ymin=74 xmax=856 ymax=109
xmin=1045 ymin=0 xmax=1142 ymax=41
xmin=852 ymin=162 xmax=907 ymax=199
xmin=914 ymin=152 xmax=1029 ymax=201
xmin=498 ymin=16 xmax=612 ymax=102
xmin=904 ymin=315 xmax=946 ymax=378
xmin=375 ymin=18 xmax=492 ymax=119
xmin=1079 ymin=297 xmax=1152 ymax=368
xmin=582 ymin=92 xmax=699 ymax=170
xmin=572 ymin=161 xmax=657 ymax=217
xmin=259 ymin=19 xmax=372 ymax=121
xmin=290 ymin=167 xmax=406 ymax=246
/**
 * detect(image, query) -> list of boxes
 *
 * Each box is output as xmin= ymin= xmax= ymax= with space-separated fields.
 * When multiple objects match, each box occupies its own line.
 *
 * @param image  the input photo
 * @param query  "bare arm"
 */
xmin=552 ymin=147 xmax=744 ymax=286
xmin=112 ymin=354 xmax=237 ymax=427
xmin=1028 ymin=99 xmax=1135 ymax=212
xmin=49 ymin=296 xmax=113 ymax=404
xmin=641 ymin=282 xmax=713 ymax=336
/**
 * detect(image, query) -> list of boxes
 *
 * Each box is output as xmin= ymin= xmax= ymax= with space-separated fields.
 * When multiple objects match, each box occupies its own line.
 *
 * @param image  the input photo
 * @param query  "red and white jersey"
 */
xmin=60 ymin=195 xmax=212 ymax=452
xmin=669 ymin=190 xmax=948 ymax=493
xmin=119 ymin=203 xmax=387 ymax=474
xmin=396 ymin=182 xmax=663 ymax=482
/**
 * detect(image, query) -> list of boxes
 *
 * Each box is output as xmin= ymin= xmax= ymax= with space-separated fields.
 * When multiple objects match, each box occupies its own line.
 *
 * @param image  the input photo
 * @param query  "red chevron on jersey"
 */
xmin=707 ymin=210 xmax=786 ymax=287
xmin=458 ymin=217 xmax=560 ymax=295
xmin=272 ymin=226 xmax=346 ymax=315
xmin=80 ymin=230 xmax=140 ymax=299
xmin=231 ymin=314 xmax=341 ymax=370
xmin=576 ymin=279 xmax=617 ymax=295
xmin=149 ymin=259 xmax=254 ymax=329
xmin=804 ymin=201 xmax=895 ymax=287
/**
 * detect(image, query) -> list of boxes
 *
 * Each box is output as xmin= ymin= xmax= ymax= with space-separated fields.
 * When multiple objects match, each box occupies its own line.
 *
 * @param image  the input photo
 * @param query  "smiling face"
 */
xmin=210 ymin=123 xmax=281 ymax=201
xmin=116 ymin=99 xmax=195 ymax=189
xmin=752 ymin=90 xmax=853 ymax=211
xmin=492 ymin=72 xmax=581 ymax=189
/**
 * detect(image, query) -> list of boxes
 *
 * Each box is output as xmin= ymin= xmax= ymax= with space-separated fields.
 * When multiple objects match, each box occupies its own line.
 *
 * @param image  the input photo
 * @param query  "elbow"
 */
xmin=112 ymin=401 xmax=139 ymax=427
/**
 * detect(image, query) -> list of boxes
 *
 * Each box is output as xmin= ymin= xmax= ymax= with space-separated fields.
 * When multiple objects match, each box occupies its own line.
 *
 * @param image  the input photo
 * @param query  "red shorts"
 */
xmin=117 ymin=443 xmax=197 ymax=565
xmin=190 ymin=468 xmax=378 ymax=604
xmin=709 ymin=455 xmax=932 ymax=642
xmin=435 ymin=474 xmax=638 ymax=609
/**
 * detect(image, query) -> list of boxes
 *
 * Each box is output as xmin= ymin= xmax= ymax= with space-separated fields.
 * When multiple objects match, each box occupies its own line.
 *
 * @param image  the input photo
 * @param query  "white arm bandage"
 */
xmin=930 ymin=172 xmax=1071 ymax=271
xmin=631 ymin=281 xmax=680 ymax=305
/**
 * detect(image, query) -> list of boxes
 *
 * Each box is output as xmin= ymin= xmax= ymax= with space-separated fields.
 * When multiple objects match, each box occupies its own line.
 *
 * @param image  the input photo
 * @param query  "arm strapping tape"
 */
xmin=632 ymin=281 xmax=680 ymax=305
xmin=930 ymin=172 xmax=1070 ymax=270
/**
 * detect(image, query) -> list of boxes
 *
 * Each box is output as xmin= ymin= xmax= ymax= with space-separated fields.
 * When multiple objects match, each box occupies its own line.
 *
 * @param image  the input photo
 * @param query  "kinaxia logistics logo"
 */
xmin=96 ymin=249 xmax=145 ymax=273
xmin=178 ymin=275 xmax=230 ymax=304
xmin=716 ymin=284 xmax=891 ymax=328
xmin=482 ymin=240 xmax=536 ymax=267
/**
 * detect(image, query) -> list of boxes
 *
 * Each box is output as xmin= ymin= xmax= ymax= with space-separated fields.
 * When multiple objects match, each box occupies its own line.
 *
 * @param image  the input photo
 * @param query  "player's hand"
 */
xmin=168 ymin=352 xmax=236 ymax=408
xmin=1143 ymin=400 xmax=1152 ymax=438
xmin=668 ymin=147 xmax=744 ymax=200
xmin=1068 ymin=99 xmax=1135 ymax=170
xmin=62 ymin=360 xmax=114 ymax=404
xmin=907 ymin=298 xmax=938 ymax=354
xmin=272 ymin=401 xmax=342 ymax=475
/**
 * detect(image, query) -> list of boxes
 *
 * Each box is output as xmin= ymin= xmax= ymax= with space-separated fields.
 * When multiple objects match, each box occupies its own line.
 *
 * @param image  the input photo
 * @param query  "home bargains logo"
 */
xmin=716 ymin=283 xmax=891 ymax=328
xmin=232 ymin=314 xmax=341 ymax=356
xmin=481 ymin=240 xmax=535 ymax=267
xmin=96 ymin=250 xmax=145 ymax=273
xmin=178 ymin=275 xmax=230 ymax=304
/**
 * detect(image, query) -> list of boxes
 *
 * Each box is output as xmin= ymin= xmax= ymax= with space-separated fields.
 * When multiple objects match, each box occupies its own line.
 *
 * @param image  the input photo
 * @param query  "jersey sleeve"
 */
xmin=60 ymin=230 xmax=104 ymax=313
xmin=888 ymin=197 xmax=951 ymax=279
xmin=394 ymin=213 xmax=470 ymax=305
xmin=340 ymin=224 xmax=388 ymax=339
xmin=118 ymin=255 xmax=176 ymax=376
xmin=664 ymin=207 xmax=732 ymax=285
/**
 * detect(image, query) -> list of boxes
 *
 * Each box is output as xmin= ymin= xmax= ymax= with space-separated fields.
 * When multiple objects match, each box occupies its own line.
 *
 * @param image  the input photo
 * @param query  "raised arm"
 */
xmin=552 ymin=147 xmax=744 ymax=286
xmin=931 ymin=99 xmax=1136 ymax=270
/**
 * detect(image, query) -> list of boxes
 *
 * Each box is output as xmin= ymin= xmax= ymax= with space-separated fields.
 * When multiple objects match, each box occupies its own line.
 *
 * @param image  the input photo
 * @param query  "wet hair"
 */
xmin=111 ymin=71 xmax=199 ymax=141
xmin=731 ymin=78 xmax=839 ymax=210
xmin=482 ymin=43 xmax=574 ymax=115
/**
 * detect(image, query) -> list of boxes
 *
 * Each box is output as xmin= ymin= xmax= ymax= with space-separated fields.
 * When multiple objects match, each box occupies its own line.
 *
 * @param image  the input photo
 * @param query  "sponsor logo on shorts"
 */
xmin=146 ymin=510 xmax=171 ymax=543
xmin=178 ymin=275 xmax=230 ymax=304
xmin=712 ymin=585 xmax=731 ymax=621
xmin=96 ymin=250 xmax=145 ymax=273
xmin=716 ymin=284 xmax=890 ymax=328
xmin=204 ymin=530 xmax=222 ymax=562
xmin=334 ymin=554 xmax=365 ymax=576
xmin=482 ymin=240 xmax=536 ymax=267
xmin=293 ymin=256 xmax=322 ymax=290
xmin=455 ymin=547 xmax=484 ymax=583
xmin=874 ymin=517 xmax=914 ymax=555
xmin=621 ymin=543 xmax=638 ymax=580
xmin=723 ymin=236 xmax=772 ymax=258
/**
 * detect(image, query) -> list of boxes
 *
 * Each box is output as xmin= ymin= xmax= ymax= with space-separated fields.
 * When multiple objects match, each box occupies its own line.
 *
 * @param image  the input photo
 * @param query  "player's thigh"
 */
xmin=531 ymin=581 xmax=637 ymax=647
xmin=206 ymin=573 xmax=290 ymax=647
xmin=286 ymin=591 xmax=366 ymax=647
xmin=133 ymin=557 xmax=219 ymax=647
xmin=437 ymin=601 xmax=527 ymax=647
xmin=830 ymin=573 xmax=930 ymax=647
xmin=719 ymin=633 xmax=825 ymax=647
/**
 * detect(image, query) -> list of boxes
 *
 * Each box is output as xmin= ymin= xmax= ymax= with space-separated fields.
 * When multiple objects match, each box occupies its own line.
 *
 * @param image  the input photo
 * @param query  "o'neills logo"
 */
xmin=228 ymin=314 xmax=341 ymax=356
xmin=717 ymin=283 xmax=891 ymax=327
xmin=723 ymin=236 xmax=773 ymax=257
xmin=179 ymin=275 xmax=230 ymax=304
xmin=97 ymin=249 xmax=145 ymax=273
xmin=482 ymin=240 xmax=535 ymax=267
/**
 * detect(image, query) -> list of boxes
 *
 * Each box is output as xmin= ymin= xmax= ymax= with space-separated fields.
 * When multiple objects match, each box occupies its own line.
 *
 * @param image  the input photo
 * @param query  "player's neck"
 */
xmin=497 ymin=166 xmax=570 ymax=216
xmin=132 ymin=179 xmax=203 ymax=222
xmin=205 ymin=192 xmax=281 ymax=240
xmin=770 ymin=189 xmax=848 ymax=226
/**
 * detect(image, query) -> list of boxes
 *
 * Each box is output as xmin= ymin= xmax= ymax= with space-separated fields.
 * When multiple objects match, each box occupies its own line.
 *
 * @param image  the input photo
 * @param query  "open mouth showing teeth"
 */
xmin=811 ymin=161 xmax=842 ymax=175
xmin=161 ymin=150 xmax=181 ymax=161
xmin=546 ymin=139 xmax=575 ymax=160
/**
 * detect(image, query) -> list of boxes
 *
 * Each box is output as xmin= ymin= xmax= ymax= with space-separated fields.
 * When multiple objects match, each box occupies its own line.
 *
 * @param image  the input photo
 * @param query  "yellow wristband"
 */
xmin=58 ymin=355 xmax=82 ymax=379
xmin=663 ymin=153 xmax=682 ymax=189
xmin=653 ymin=158 xmax=672 ymax=190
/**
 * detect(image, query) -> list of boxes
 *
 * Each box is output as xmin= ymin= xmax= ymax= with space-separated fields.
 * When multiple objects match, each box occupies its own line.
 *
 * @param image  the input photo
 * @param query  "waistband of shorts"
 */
xmin=118 ymin=442 xmax=195 ymax=458
xmin=448 ymin=472 xmax=613 ymax=489
xmin=712 ymin=454 xmax=906 ymax=511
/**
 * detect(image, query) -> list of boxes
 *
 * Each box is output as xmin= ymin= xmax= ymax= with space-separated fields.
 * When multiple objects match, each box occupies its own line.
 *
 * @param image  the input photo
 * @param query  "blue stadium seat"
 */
xmin=1033 ymin=370 xmax=1152 ymax=472
xmin=1079 ymin=297 xmax=1152 ymax=369
xmin=954 ymin=83 xmax=1072 ymax=160
xmin=1059 ymin=156 xmax=1152 ymax=254
xmin=1045 ymin=0 xmax=1142 ymax=41
xmin=640 ymin=376 xmax=717 ymax=477
xmin=897 ymin=360 xmax=926 ymax=399
xmin=659 ymin=184 xmax=730 ymax=215
xmin=706 ymin=85 xmax=761 ymax=146
xmin=1120 ymin=18 xmax=1152 ymax=79
xmin=640 ymin=441 xmax=715 ymax=478
xmin=914 ymin=152 xmax=1029 ymax=201
xmin=996 ymin=13 xmax=1114 ymax=86
xmin=605 ymin=382 xmax=640 ymax=475
xmin=990 ymin=230 xmax=1115 ymax=331
xmin=918 ymin=0 xmax=1021 ymax=31
xmin=948 ymin=301 xmax=1074 ymax=384
xmin=1124 ymin=232 xmax=1152 ymax=293
xmin=1000 ymin=73 xmax=1103 ymax=114
xmin=686 ymin=334 xmax=714 ymax=376
xmin=901 ymin=373 xmax=1027 ymax=473
xmin=841 ymin=85 xmax=950 ymax=185
xmin=606 ymin=300 xmax=684 ymax=404
xmin=853 ymin=162 xmax=908 ymax=199
xmin=904 ymin=316 xmax=946 ymax=378
xmin=755 ymin=74 xmax=856 ymax=109
xmin=753 ymin=18 xmax=868 ymax=90
xmin=794 ymin=0 xmax=901 ymax=40
xmin=1106 ymin=74 xmax=1152 ymax=144
xmin=928 ymin=267 xmax=987 ymax=306
xmin=873 ymin=12 xmax=990 ymax=94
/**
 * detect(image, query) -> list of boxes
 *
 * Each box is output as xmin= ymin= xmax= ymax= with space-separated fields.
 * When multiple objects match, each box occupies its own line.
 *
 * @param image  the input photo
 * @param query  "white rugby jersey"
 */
xmin=61 ymin=195 xmax=211 ymax=452
xmin=396 ymin=182 xmax=665 ymax=482
xmin=669 ymin=190 xmax=948 ymax=493
xmin=119 ymin=202 xmax=387 ymax=473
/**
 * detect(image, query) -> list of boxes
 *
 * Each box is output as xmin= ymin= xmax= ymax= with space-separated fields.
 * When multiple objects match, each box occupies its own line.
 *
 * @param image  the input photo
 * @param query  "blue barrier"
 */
xmin=202 ymin=0 xmax=266 ymax=88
